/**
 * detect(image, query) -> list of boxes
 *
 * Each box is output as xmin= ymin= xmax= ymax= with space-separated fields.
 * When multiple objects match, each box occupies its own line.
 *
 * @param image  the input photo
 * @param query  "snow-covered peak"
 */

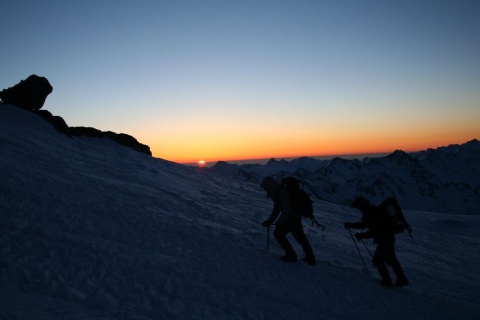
xmin=206 ymin=138 xmax=479 ymax=215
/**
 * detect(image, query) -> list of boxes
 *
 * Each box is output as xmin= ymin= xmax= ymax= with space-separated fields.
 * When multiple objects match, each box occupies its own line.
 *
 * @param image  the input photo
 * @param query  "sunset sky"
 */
xmin=1 ymin=0 xmax=479 ymax=164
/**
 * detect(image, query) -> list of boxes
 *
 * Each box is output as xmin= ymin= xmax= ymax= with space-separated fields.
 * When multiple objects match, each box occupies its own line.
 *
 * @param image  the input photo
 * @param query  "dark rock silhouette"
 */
xmin=0 ymin=74 xmax=53 ymax=110
xmin=1 ymin=75 xmax=151 ymax=156
xmin=69 ymin=126 xmax=104 ymax=138
xmin=35 ymin=110 xmax=72 ymax=137
xmin=70 ymin=127 xmax=151 ymax=155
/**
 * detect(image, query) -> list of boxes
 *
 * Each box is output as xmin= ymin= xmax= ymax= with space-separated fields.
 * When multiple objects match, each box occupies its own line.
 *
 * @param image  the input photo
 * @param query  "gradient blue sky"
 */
xmin=1 ymin=0 xmax=479 ymax=163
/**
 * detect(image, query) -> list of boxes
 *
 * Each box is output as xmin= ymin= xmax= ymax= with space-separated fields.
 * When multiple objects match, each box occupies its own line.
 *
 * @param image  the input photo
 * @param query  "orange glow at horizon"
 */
xmin=139 ymin=106 xmax=480 ymax=164
xmin=148 ymin=131 xmax=479 ymax=164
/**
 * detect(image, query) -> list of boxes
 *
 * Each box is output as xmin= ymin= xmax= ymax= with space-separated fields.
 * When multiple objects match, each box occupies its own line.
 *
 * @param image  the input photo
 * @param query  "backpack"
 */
xmin=281 ymin=177 xmax=324 ymax=230
xmin=379 ymin=195 xmax=412 ymax=238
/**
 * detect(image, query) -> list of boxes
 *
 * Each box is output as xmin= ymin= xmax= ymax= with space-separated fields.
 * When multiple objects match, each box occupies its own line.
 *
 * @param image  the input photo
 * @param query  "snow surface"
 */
xmin=1 ymin=104 xmax=479 ymax=320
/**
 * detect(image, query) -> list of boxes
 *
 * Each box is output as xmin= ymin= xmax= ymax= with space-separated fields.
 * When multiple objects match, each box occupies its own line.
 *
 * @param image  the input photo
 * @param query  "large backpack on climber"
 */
xmin=379 ymin=194 xmax=412 ymax=238
xmin=281 ymin=177 xmax=325 ymax=230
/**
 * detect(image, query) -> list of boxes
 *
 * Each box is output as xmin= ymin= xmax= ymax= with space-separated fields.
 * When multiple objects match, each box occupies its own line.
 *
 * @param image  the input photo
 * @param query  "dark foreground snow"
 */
xmin=1 ymin=105 xmax=479 ymax=319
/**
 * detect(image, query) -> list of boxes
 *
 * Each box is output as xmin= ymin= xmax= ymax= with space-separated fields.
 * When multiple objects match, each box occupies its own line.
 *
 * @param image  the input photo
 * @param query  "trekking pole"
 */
xmin=347 ymin=228 xmax=368 ymax=273
xmin=360 ymin=239 xmax=373 ymax=258
xmin=266 ymin=225 xmax=270 ymax=251
xmin=311 ymin=217 xmax=326 ymax=231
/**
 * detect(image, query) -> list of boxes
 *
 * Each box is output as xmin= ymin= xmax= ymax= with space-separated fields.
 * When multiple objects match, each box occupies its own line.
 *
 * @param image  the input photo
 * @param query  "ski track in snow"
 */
xmin=1 ymin=105 xmax=480 ymax=319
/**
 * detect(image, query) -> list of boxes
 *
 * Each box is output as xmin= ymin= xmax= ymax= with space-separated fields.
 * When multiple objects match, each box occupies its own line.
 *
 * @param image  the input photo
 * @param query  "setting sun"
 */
xmin=198 ymin=160 xmax=206 ymax=167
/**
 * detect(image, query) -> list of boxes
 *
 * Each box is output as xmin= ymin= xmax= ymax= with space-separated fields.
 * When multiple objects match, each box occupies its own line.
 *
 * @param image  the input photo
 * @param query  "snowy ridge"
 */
xmin=1 ymin=104 xmax=480 ymax=319
xmin=208 ymin=140 xmax=480 ymax=215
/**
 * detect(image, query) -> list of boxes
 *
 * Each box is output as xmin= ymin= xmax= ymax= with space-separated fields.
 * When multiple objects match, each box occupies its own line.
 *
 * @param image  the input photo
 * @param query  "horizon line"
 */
xmin=172 ymin=138 xmax=480 ymax=167
xmin=180 ymin=151 xmax=396 ymax=167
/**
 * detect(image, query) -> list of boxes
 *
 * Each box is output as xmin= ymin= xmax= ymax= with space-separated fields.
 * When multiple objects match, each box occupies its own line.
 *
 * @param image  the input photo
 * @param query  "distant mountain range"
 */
xmin=207 ymin=139 xmax=480 ymax=215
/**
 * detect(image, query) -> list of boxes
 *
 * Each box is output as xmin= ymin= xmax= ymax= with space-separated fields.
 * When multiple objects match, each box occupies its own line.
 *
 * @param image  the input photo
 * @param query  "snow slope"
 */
xmin=1 ymin=104 xmax=479 ymax=319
